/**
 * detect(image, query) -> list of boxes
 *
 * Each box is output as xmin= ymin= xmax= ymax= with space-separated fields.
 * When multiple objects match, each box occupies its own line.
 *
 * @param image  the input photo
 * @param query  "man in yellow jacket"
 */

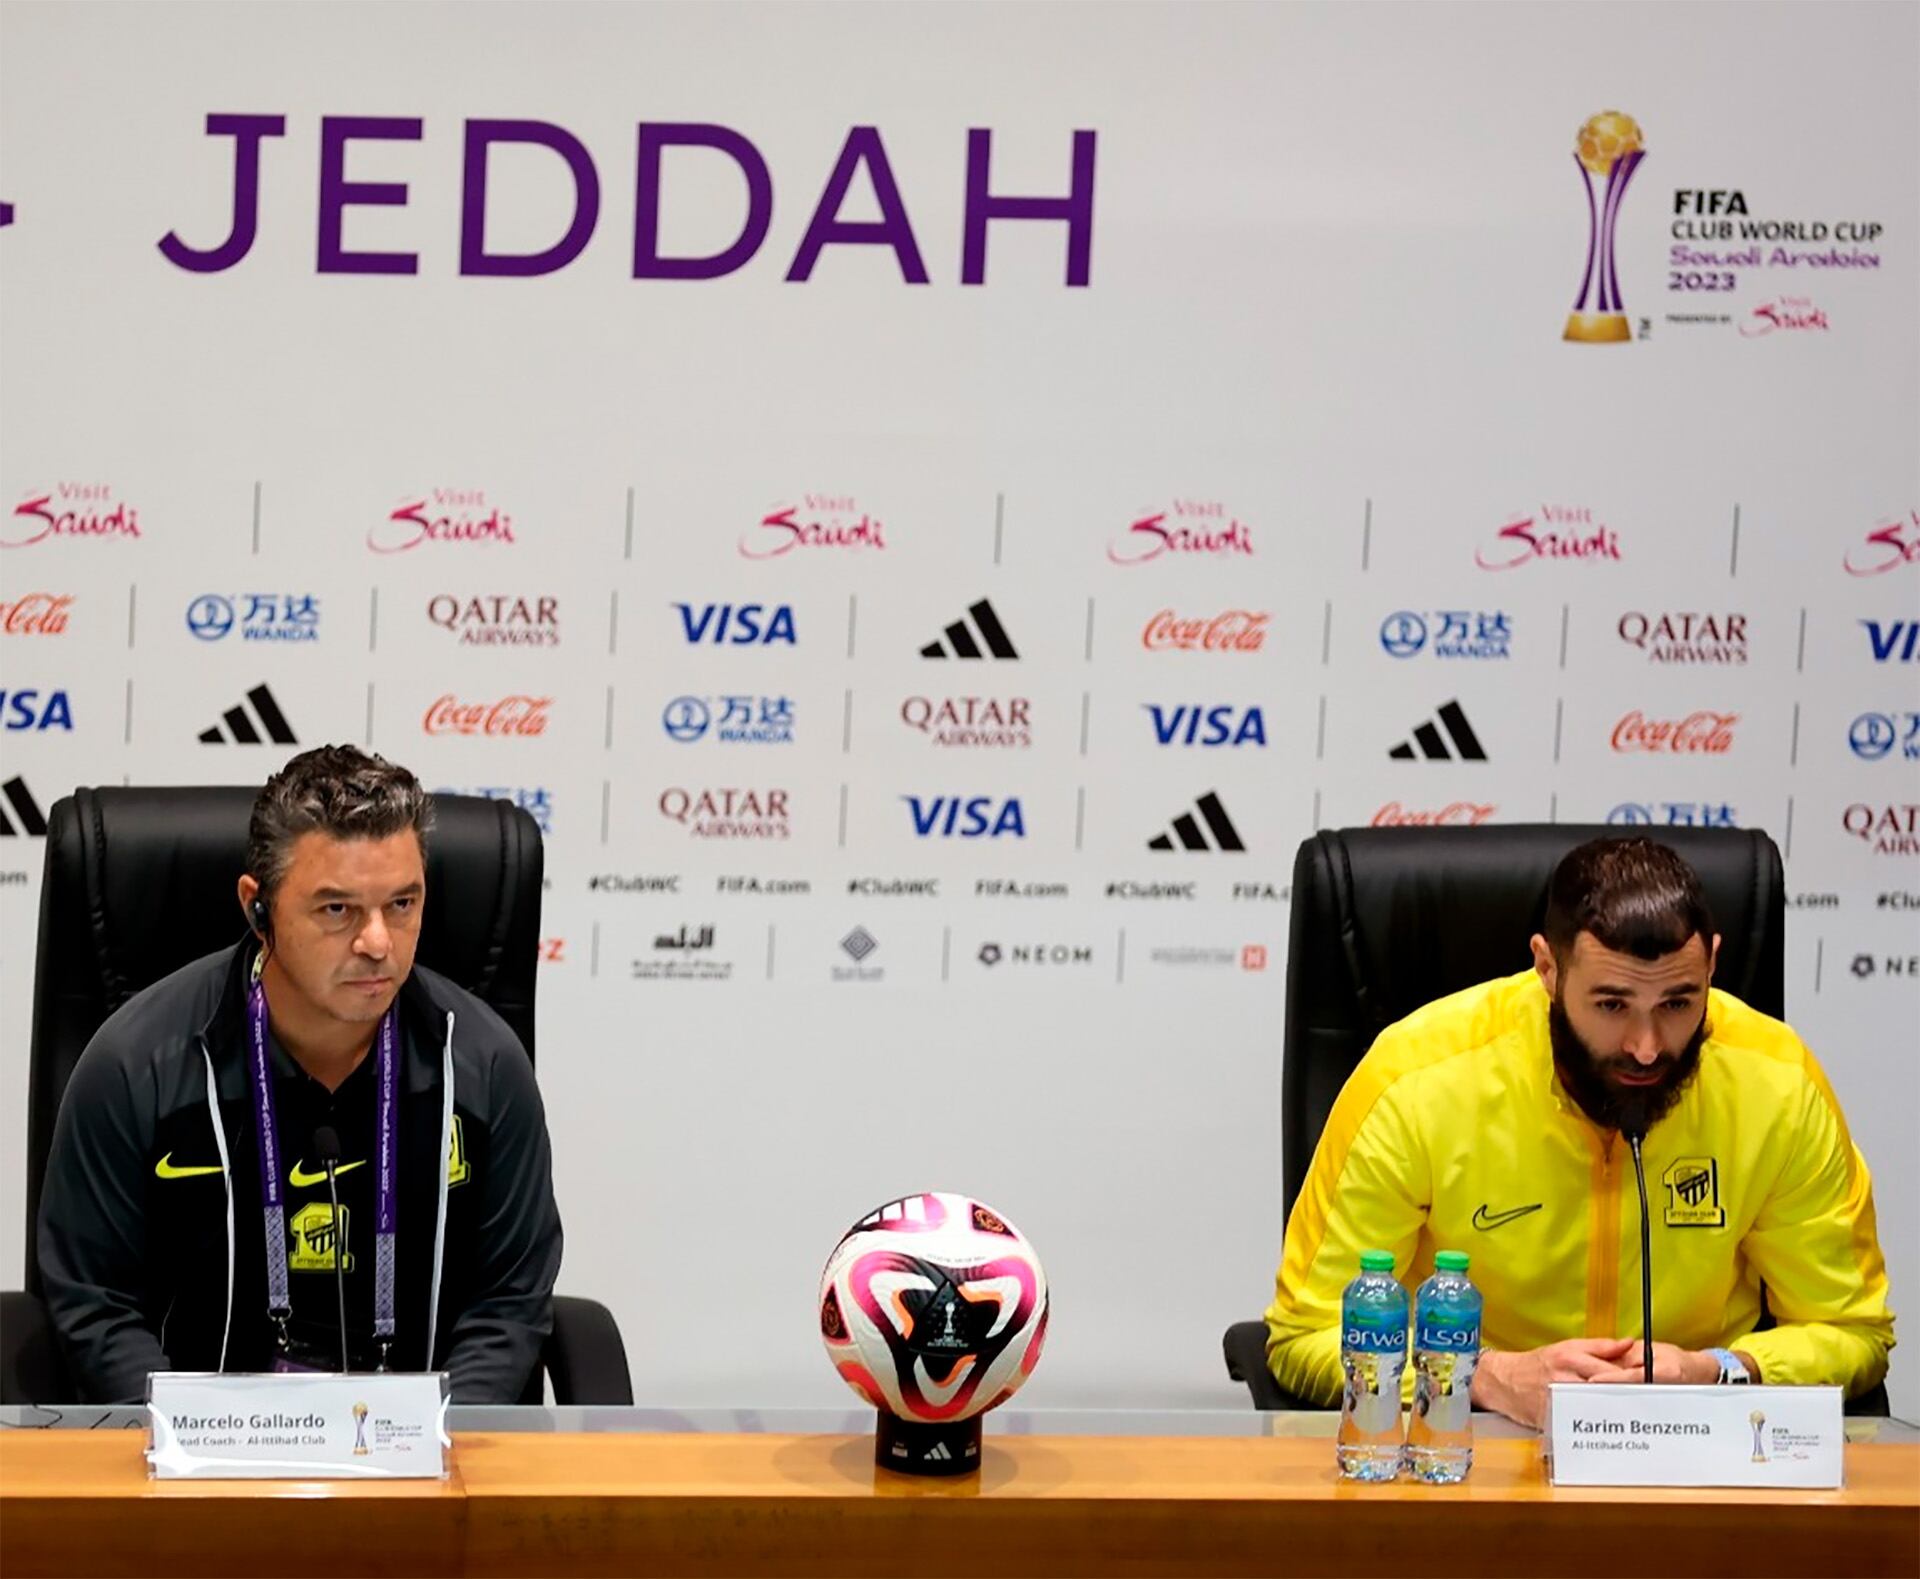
xmin=1266 ymin=837 xmax=1893 ymax=1427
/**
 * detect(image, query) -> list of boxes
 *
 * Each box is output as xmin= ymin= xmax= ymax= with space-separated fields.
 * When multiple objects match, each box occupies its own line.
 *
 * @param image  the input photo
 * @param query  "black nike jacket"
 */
xmin=37 ymin=942 xmax=563 ymax=1404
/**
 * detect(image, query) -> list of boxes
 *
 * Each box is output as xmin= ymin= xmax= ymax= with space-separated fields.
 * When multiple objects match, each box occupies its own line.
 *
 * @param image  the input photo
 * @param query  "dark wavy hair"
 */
xmin=246 ymin=745 xmax=432 ymax=905
xmin=1541 ymin=837 xmax=1716 ymax=964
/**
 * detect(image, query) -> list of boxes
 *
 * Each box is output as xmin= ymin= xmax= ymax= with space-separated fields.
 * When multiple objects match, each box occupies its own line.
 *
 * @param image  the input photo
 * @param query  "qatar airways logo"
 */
xmin=0 ymin=593 xmax=73 ymax=635
xmin=5 ymin=486 xmax=140 ymax=548
xmin=740 ymin=496 xmax=886 ymax=560
xmin=1610 ymin=710 xmax=1738 ymax=754
xmin=370 ymin=490 xmax=516 ymax=553
xmin=1845 ymin=510 xmax=1920 ymax=577
xmin=423 ymin=694 xmax=551 ymax=737
xmin=1109 ymin=501 xmax=1253 ymax=566
xmin=1141 ymin=609 xmax=1267 ymax=652
xmin=1371 ymin=801 xmax=1497 ymax=827
xmin=1475 ymin=506 xmax=1621 ymax=571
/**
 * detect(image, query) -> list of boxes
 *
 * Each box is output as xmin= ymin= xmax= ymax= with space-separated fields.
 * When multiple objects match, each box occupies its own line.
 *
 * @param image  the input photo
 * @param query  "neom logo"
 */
xmin=0 ymin=593 xmax=73 ymax=634
xmin=423 ymin=694 xmax=551 ymax=737
xmin=371 ymin=490 xmax=515 ymax=553
xmin=1475 ymin=506 xmax=1621 ymax=571
xmin=740 ymin=497 xmax=886 ymax=560
xmin=1141 ymin=609 xmax=1267 ymax=652
xmin=5 ymin=486 xmax=139 ymax=548
xmin=1109 ymin=501 xmax=1253 ymax=566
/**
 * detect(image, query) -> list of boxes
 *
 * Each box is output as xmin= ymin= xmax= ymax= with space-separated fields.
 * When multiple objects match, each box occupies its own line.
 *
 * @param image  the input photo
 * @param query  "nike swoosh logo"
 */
xmin=289 ymin=1159 xmax=368 ymax=1189
xmin=1473 ymin=1202 xmax=1544 ymax=1231
xmin=154 ymin=1153 xmax=223 ymax=1180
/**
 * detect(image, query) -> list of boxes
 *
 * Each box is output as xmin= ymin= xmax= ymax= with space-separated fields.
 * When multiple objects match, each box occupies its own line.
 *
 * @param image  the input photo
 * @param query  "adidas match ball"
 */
xmin=1575 ymin=110 xmax=1644 ymax=175
xmin=819 ymin=1192 xmax=1049 ymax=1425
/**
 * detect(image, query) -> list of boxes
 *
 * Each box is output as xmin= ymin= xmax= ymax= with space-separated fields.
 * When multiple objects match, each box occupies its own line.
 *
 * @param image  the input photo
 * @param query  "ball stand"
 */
xmin=874 ymin=1411 xmax=982 ymax=1477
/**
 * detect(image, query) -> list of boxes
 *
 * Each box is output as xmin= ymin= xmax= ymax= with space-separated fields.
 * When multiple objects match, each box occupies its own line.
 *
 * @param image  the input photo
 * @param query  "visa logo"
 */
xmin=1864 ymin=620 xmax=1920 ymax=663
xmin=673 ymin=603 xmax=796 ymax=645
xmin=1144 ymin=704 xmax=1267 ymax=747
xmin=904 ymin=796 xmax=1027 ymax=838
xmin=0 ymin=689 xmax=74 ymax=730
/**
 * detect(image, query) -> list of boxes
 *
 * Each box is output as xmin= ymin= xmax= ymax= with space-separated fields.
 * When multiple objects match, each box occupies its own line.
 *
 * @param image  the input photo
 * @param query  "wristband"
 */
xmin=1707 ymin=1347 xmax=1750 ymax=1384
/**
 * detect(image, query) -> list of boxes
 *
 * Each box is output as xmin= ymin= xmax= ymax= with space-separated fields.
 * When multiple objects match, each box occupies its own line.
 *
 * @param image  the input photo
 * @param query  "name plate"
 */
xmin=147 ymin=1371 xmax=449 ymax=1480
xmin=1548 ymin=1384 xmax=1843 ymax=1488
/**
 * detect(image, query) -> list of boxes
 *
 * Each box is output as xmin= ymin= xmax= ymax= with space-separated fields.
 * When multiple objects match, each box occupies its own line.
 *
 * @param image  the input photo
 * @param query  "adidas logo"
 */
xmin=198 ymin=683 xmax=297 ymax=745
xmin=921 ymin=599 xmax=1018 ymax=660
xmin=1388 ymin=700 xmax=1487 ymax=762
xmin=924 ymin=1441 xmax=953 ymax=1462
xmin=1148 ymin=791 xmax=1245 ymax=852
xmin=0 ymin=776 xmax=47 ymax=837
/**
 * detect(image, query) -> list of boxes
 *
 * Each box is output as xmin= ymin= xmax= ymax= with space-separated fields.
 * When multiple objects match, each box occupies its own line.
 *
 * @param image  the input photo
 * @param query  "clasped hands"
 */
xmin=1471 ymin=1339 xmax=1728 ymax=1428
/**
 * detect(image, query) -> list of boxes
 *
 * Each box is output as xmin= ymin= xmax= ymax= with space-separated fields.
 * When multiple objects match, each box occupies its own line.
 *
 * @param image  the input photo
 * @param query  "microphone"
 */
xmin=1626 ymin=1130 xmax=1654 ymax=1386
xmin=312 ymin=1125 xmax=350 ymax=1374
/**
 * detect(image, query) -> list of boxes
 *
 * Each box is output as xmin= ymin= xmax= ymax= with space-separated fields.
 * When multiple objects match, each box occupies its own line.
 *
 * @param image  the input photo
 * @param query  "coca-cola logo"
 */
xmin=0 ymin=593 xmax=73 ymax=635
xmin=658 ymin=787 xmax=791 ymax=839
xmin=1610 ymin=710 xmax=1739 ymax=753
xmin=1109 ymin=501 xmax=1254 ymax=566
xmin=739 ymin=496 xmax=886 ymax=560
xmin=1142 ymin=609 xmax=1268 ymax=652
xmin=1370 ymin=801 xmax=1497 ymax=827
xmin=1475 ymin=506 xmax=1621 ymax=571
xmin=5 ymin=486 xmax=140 ymax=548
xmin=422 ymin=694 xmax=552 ymax=737
xmin=1845 ymin=511 xmax=1920 ymax=577
xmin=1617 ymin=612 xmax=1748 ymax=663
xmin=371 ymin=490 xmax=516 ymax=553
xmin=900 ymin=696 xmax=1032 ymax=748
xmin=427 ymin=594 xmax=558 ymax=647
xmin=1844 ymin=803 xmax=1919 ymax=856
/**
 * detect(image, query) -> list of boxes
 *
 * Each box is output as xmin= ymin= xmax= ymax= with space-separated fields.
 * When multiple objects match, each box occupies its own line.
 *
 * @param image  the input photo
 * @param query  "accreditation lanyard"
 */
xmin=246 ymin=958 xmax=401 ymax=1366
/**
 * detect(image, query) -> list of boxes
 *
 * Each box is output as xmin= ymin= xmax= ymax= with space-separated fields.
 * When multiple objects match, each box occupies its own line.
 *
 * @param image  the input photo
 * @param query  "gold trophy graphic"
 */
xmin=1749 ymin=1409 xmax=1767 ymax=1463
xmin=1564 ymin=111 xmax=1646 ymax=343
xmin=353 ymin=1402 xmax=370 ymax=1456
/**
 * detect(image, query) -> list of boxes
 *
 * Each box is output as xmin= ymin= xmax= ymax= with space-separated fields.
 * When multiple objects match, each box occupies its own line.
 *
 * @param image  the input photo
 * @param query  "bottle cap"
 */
xmin=1434 ymin=1250 xmax=1470 ymax=1272
xmin=1358 ymin=1250 xmax=1396 ymax=1272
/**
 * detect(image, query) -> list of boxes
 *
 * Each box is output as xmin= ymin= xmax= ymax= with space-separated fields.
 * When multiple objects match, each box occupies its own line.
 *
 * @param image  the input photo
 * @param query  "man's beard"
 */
xmin=1549 ymin=997 xmax=1707 ymax=1136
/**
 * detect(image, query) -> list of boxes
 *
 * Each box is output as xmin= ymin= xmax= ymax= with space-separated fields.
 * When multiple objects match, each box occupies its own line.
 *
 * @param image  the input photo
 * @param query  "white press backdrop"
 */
xmin=1 ymin=0 xmax=1915 ymax=1414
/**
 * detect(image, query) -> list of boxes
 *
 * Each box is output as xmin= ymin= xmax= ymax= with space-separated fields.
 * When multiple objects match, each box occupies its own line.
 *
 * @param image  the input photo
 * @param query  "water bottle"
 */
xmin=1337 ymin=1249 xmax=1408 ymax=1481
xmin=1406 ymin=1250 xmax=1482 ymax=1483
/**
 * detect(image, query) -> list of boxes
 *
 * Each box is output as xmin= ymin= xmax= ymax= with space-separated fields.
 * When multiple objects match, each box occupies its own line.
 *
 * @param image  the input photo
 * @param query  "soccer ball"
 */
xmin=1575 ymin=110 xmax=1645 ymax=175
xmin=819 ymin=1192 xmax=1049 ymax=1425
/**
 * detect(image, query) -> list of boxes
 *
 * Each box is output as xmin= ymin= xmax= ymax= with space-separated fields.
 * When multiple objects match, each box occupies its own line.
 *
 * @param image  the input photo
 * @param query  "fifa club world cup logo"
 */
xmin=352 ymin=1402 xmax=370 ymax=1456
xmin=1749 ymin=1409 xmax=1767 ymax=1463
xmin=1565 ymin=111 xmax=1646 ymax=343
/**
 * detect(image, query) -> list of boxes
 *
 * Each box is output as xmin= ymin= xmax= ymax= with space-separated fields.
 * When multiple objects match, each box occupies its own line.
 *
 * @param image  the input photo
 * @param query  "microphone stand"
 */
xmin=313 ymin=1125 xmax=350 ymax=1375
xmin=1627 ymin=1131 xmax=1653 ymax=1386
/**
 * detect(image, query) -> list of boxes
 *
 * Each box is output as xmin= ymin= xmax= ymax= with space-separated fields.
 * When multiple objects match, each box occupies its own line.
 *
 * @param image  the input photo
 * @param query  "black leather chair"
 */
xmin=2 ymin=785 xmax=632 ymax=1406
xmin=1223 ymin=824 xmax=1888 ymax=1417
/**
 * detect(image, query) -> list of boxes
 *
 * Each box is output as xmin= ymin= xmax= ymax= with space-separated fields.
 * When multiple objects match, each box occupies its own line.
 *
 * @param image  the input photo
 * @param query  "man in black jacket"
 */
xmin=38 ymin=746 xmax=563 ymax=1403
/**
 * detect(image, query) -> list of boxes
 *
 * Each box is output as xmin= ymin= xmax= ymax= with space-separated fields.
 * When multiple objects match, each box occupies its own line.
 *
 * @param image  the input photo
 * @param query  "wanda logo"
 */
xmin=0 ymin=593 xmax=73 ymax=635
xmin=1611 ymin=711 xmax=1738 ymax=753
xmin=1371 ymin=801 xmax=1496 ymax=827
xmin=423 ymin=694 xmax=552 ymax=737
xmin=1142 ymin=609 xmax=1268 ymax=652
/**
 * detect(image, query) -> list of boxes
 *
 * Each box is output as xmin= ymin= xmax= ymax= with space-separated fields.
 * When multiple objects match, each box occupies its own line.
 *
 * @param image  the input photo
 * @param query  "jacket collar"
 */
xmin=198 ymin=939 xmax=452 ymax=1096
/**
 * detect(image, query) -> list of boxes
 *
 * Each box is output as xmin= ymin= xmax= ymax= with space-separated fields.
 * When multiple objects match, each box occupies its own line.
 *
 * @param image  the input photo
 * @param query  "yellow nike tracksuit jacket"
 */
xmin=1266 ymin=971 xmax=1893 ymax=1403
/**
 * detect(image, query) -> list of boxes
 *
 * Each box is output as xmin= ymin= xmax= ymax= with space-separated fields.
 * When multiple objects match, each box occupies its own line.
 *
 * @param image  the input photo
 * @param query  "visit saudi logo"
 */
xmin=1564 ymin=111 xmax=1645 ymax=344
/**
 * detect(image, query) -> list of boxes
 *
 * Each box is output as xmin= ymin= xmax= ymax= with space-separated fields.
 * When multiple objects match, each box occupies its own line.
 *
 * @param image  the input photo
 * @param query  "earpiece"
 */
xmin=249 ymin=897 xmax=270 ymax=938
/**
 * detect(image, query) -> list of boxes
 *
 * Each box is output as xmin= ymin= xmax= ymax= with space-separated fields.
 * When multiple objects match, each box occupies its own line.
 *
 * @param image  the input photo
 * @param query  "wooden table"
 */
xmin=2 ymin=1429 xmax=1915 ymax=1577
